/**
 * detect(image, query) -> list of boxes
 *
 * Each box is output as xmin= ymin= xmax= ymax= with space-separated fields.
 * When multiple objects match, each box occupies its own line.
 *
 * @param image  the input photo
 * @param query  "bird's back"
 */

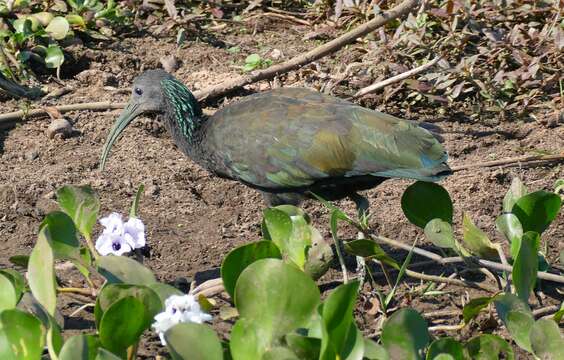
xmin=203 ymin=88 xmax=450 ymax=191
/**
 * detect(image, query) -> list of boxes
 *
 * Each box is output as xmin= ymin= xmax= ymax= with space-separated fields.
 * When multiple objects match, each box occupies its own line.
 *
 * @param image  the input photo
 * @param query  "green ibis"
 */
xmin=100 ymin=70 xmax=450 ymax=213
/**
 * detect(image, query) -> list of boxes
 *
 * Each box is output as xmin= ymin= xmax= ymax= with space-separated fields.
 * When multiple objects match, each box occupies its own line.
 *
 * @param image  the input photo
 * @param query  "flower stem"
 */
xmin=57 ymin=287 xmax=95 ymax=296
xmin=84 ymin=234 xmax=99 ymax=261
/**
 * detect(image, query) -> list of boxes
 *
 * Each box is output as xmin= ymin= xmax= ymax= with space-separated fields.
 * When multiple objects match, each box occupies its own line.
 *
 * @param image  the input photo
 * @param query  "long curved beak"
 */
xmin=99 ymin=101 xmax=142 ymax=171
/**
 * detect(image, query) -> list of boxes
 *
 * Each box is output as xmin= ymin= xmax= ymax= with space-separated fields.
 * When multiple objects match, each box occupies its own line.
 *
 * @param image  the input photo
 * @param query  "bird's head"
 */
xmin=99 ymin=69 xmax=201 ymax=170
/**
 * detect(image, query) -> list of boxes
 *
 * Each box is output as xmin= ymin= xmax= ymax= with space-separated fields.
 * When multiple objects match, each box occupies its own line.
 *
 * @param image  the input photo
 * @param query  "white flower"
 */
xmin=95 ymin=212 xmax=146 ymax=256
xmin=152 ymin=294 xmax=213 ymax=345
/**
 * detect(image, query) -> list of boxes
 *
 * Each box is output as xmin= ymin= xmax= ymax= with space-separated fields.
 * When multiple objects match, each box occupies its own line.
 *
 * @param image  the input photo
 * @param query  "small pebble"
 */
xmin=160 ymin=55 xmax=180 ymax=73
xmin=25 ymin=150 xmax=39 ymax=161
xmin=46 ymin=118 xmax=74 ymax=139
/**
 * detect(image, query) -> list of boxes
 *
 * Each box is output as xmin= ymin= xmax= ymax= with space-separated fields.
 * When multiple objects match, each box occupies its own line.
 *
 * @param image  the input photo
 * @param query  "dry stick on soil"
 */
xmin=451 ymin=153 xmax=564 ymax=172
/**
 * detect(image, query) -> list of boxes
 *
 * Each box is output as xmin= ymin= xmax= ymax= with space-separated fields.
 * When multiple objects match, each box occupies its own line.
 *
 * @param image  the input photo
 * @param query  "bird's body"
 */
xmin=101 ymin=70 xmax=450 ymax=209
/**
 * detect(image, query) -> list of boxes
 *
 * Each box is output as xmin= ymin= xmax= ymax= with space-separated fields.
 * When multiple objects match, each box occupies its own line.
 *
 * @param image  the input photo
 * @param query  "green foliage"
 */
xmin=28 ymin=226 xmax=57 ymax=316
xmin=381 ymin=308 xmax=430 ymax=360
xmin=165 ymin=323 xmax=223 ymax=360
xmin=97 ymin=255 xmax=157 ymax=285
xmin=401 ymin=181 xmax=453 ymax=228
xmin=57 ymin=185 xmax=100 ymax=240
xmin=243 ymin=53 xmax=272 ymax=72
xmin=495 ymin=213 xmax=523 ymax=259
xmin=511 ymin=191 xmax=561 ymax=234
xmin=512 ymin=231 xmax=540 ymax=303
xmin=529 ymin=318 xmax=564 ymax=359
xmin=0 ymin=309 xmax=45 ymax=360
xmin=59 ymin=334 xmax=102 ymax=360
xmin=99 ymin=296 xmax=147 ymax=356
xmin=461 ymin=213 xmax=498 ymax=259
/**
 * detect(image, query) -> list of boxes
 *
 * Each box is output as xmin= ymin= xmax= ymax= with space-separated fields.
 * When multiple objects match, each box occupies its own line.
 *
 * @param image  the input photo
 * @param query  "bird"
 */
xmin=100 ymin=69 xmax=450 ymax=216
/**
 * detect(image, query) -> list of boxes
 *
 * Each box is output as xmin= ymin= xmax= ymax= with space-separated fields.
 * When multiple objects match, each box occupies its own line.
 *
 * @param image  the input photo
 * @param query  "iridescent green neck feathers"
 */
xmin=161 ymin=78 xmax=204 ymax=142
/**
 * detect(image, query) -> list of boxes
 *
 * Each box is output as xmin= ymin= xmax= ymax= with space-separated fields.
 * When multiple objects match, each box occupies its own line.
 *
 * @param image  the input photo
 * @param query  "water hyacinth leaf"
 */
xmin=424 ymin=218 xmax=456 ymax=249
xmin=494 ymin=293 xmax=533 ymax=352
xmin=57 ymin=185 xmax=100 ymax=239
xmin=554 ymin=303 xmax=564 ymax=323
xmin=285 ymin=214 xmax=312 ymax=269
xmin=230 ymin=318 xmax=264 ymax=359
xmin=286 ymin=333 xmax=321 ymax=359
xmin=463 ymin=296 xmax=494 ymax=324
xmin=262 ymin=208 xmax=293 ymax=250
xmin=44 ymin=311 xmax=63 ymax=359
xmin=97 ymin=255 xmax=156 ymax=285
xmin=0 ymin=273 xmax=17 ymax=311
xmin=147 ymin=282 xmax=183 ymax=305
xmin=381 ymin=308 xmax=430 ymax=360
xmin=426 ymin=338 xmax=465 ymax=360
xmin=529 ymin=318 xmax=564 ymax=359
xmin=513 ymin=231 xmax=540 ymax=303
xmin=59 ymin=334 xmax=102 ymax=360
xmin=28 ymin=226 xmax=57 ymax=316
xmin=45 ymin=16 xmax=69 ymax=39
xmin=0 ymin=269 xmax=25 ymax=303
xmin=45 ymin=45 xmax=65 ymax=69
xmin=99 ymin=296 xmax=147 ymax=355
xmin=503 ymin=177 xmax=528 ymax=213
xmin=40 ymin=211 xmax=80 ymax=260
xmin=274 ymin=204 xmax=311 ymax=223
xmin=461 ymin=213 xmax=498 ymax=259
xmin=165 ymin=323 xmax=223 ymax=360
xmin=344 ymin=239 xmax=399 ymax=269
xmin=221 ymin=240 xmax=281 ymax=298
xmin=512 ymin=191 xmax=561 ymax=234
xmin=129 ymin=184 xmax=144 ymax=218
xmin=66 ymin=14 xmax=86 ymax=28
xmin=96 ymin=348 xmax=122 ymax=360
xmin=304 ymin=226 xmax=333 ymax=280
xmin=320 ymin=281 xmax=362 ymax=360
xmin=8 ymin=255 xmax=29 ymax=268
xmin=363 ymin=339 xmax=389 ymax=360
xmin=94 ymin=283 xmax=162 ymax=327
xmin=401 ymin=181 xmax=453 ymax=228
xmin=263 ymin=347 xmax=300 ymax=360
xmin=465 ymin=334 xmax=514 ymax=360
xmin=0 ymin=309 xmax=44 ymax=360
xmin=495 ymin=214 xmax=523 ymax=258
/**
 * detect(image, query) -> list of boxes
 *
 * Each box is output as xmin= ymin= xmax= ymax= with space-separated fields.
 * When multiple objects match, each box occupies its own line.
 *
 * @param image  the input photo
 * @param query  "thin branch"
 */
xmin=451 ymin=153 xmax=564 ymax=172
xmin=57 ymin=287 xmax=96 ymax=296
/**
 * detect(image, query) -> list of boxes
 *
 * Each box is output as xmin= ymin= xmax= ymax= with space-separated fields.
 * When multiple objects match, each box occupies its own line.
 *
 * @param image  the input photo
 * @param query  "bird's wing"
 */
xmin=207 ymin=88 xmax=449 ymax=190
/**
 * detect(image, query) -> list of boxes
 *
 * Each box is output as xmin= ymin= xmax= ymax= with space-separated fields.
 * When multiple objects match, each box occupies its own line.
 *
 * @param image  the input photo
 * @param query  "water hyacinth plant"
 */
xmin=95 ymin=212 xmax=145 ymax=256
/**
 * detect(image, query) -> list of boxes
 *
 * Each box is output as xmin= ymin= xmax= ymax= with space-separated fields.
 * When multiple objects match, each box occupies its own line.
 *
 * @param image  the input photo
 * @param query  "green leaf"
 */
xmin=43 ymin=310 xmax=63 ymax=359
xmin=465 ymin=334 xmax=514 ymax=360
xmin=363 ymin=339 xmax=389 ymax=360
xmin=503 ymin=177 xmax=527 ymax=212
xmin=45 ymin=45 xmax=65 ymax=69
xmin=0 ymin=273 xmax=17 ymax=311
xmin=59 ymin=334 xmax=102 ymax=360
xmin=165 ymin=323 xmax=223 ymax=360
xmin=426 ymin=338 xmax=465 ymax=360
xmin=231 ymin=259 xmax=320 ymax=359
xmin=424 ymin=219 xmax=456 ymax=249
xmin=381 ymin=308 xmax=430 ymax=360
xmin=221 ymin=240 xmax=281 ymax=298
xmin=512 ymin=191 xmax=561 ymax=234
xmin=344 ymin=239 xmax=399 ymax=269
xmin=146 ymin=283 xmax=183 ymax=305
xmin=129 ymin=184 xmax=144 ymax=218
xmin=493 ymin=293 xmax=533 ymax=352
xmin=513 ymin=231 xmax=539 ymax=303
xmin=401 ymin=181 xmax=453 ymax=228
xmin=99 ymin=296 xmax=148 ymax=355
xmin=495 ymin=214 xmax=523 ymax=258
xmin=57 ymin=185 xmax=100 ymax=239
xmin=304 ymin=226 xmax=333 ymax=280
xmin=94 ymin=284 xmax=162 ymax=328
xmin=285 ymin=214 xmax=312 ymax=269
xmin=97 ymin=255 xmax=157 ymax=285
xmin=45 ymin=16 xmax=69 ymax=39
xmin=40 ymin=211 xmax=80 ymax=260
xmin=28 ymin=226 xmax=57 ymax=316
xmin=462 ymin=296 xmax=494 ymax=324
xmin=0 ymin=269 xmax=24 ymax=303
xmin=554 ymin=303 xmax=563 ymax=323
xmin=320 ymin=281 xmax=361 ymax=360
xmin=263 ymin=347 xmax=300 ymax=360
xmin=461 ymin=213 xmax=498 ymax=258
xmin=66 ymin=14 xmax=86 ymax=27
xmin=262 ymin=208 xmax=293 ymax=251
xmin=8 ymin=255 xmax=29 ymax=268
xmin=0 ymin=309 xmax=44 ymax=360
xmin=96 ymin=348 xmax=122 ymax=360
xmin=245 ymin=53 xmax=261 ymax=65
xmin=530 ymin=318 xmax=564 ymax=359
xmin=286 ymin=333 xmax=321 ymax=359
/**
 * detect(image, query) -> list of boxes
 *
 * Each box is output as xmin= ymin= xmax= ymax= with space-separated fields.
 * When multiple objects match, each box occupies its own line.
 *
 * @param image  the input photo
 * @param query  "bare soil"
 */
xmin=0 ymin=17 xmax=562 ymax=357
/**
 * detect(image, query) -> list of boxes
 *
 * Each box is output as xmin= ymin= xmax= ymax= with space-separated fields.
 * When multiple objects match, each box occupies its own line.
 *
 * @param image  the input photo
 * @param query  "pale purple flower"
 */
xmin=95 ymin=212 xmax=146 ymax=256
xmin=152 ymin=294 xmax=213 ymax=345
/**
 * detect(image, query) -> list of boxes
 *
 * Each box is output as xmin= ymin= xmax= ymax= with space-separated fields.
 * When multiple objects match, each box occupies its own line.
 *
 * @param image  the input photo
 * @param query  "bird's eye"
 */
xmin=134 ymin=88 xmax=143 ymax=96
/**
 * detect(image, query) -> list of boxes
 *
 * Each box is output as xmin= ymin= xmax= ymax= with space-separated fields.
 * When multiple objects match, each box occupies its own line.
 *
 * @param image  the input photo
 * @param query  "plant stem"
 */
xmin=84 ymin=234 xmax=99 ymax=261
xmin=57 ymin=287 xmax=95 ymax=296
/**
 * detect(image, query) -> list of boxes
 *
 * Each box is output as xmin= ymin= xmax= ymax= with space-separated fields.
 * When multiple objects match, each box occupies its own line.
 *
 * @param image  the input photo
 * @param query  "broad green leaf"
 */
xmin=96 ymin=348 xmax=122 ymax=360
xmin=462 ymin=296 xmax=493 ymax=324
xmin=320 ymin=282 xmax=361 ymax=360
xmin=129 ymin=184 xmax=144 ymax=218
xmin=304 ymin=226 xmax=333 ymax=280
xmin=45 ymin=16 xmax=69 ymax=39
xmin=512 ymin=191 xmax=561 ymax=234
xmin=40 ymin=211 xmax=80 ymax=260
xmin=495 ymin=213 xmax=523 ymax=258
xmin=286 ymin=333 xmax=321 ymax=359
xmin=465 ymin=334 xmax=514 ymax=360
xmin=262 ymin=208 xmax=293 ymax=251
xmin=221 ymin=240 xmax=281 ymax=298
xmin=344 ymin=239 xmax=399 ymax=269
xmin=99 ymin=296 xmax=147 ymax=355
xmin=426 ymin=338 xmax=465 ymax=360
xmin=44 ymin=311 xmax=64 ymax=359
xmin=165 ymin=323 xmax=223 ymax=360
xmin=8 ymin=255 xmax=29 ymax=268
xmin=245 ymin=53 xmax=261 ymax=65
xmin=424 ymin=219 xmax=456 ymax=249
xmin=530 ymin=318 xmax=564 ymax=359
xmin=28 ymin=226 xmax=57 ymax=315
xmin=97 ymin=255 xmax=156 ymax=285
xmin=263 ymin=347 xmax=300 ymax=360
xmin=231 ymin=259 xmax=320 ymax=359
xmin=274 ymin=205 xmax=311 ymax=223
xmin=57 ymin=185 xmax=100 ymax=239
xmin=461 ymin=213 xmax=498 ymax=258
xmin=94 ymin=284 xmax=162 ymax=328
xmin=45 ymin=45 xmax=65 ymax=69
xmin=286 ymin=214 xmax=312 ymax=269
xmin=147 ymin=282 xmax=183 ymax=305
xmin=493 ymin=293 xmax=533 ymax=352
xmin=66 ymin=14 xmax=86 ymax=27
xmin=0 ymin=274 xmax=17 ymax=311
xmin=513 ymin=231 xmax=539 ymax=303
xmin=401 ymin=181 xmax=453 ymax=228
xmin=0 ymin=309 xmax=44 ymax=360
xmin=0 ymin=269 xmax=24 ymax=303
xmin=363 ymin=339 xmax=389 ymax=360
xmin=59 ymin=334 xmax=101 ymax=360
xmin=554 ymin=303 xmax=563 ymax=323
xmin=503 ymin=177 xmax=527 ymax=212
xmin=381 ymin=308 xmax=430 ymax=360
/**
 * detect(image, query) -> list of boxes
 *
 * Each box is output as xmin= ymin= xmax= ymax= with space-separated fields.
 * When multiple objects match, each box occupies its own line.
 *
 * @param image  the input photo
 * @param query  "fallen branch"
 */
xmin=451 ymin=153 xmax=564 ymax=172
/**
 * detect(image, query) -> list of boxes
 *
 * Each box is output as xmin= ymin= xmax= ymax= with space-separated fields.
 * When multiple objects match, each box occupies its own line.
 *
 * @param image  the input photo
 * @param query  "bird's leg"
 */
xmin=349 ymin=193 xmax=371 ymax=286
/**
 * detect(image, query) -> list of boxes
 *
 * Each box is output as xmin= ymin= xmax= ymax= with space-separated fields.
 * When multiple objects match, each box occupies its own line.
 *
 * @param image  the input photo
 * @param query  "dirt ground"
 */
xmin=0 ymin=17 xmax=562 ymax=357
